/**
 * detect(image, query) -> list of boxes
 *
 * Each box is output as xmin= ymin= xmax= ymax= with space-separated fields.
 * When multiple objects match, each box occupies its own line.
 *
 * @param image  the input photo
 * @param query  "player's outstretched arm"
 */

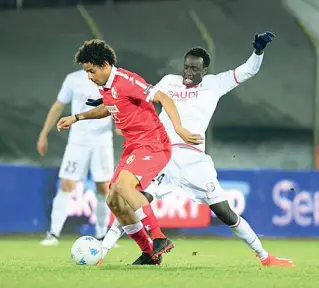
xmin=214 ymin=31 xmax=275 ymax=96
xmin=235 ymin=31 xmax=275 ymax=82
xmin=56 ymin=104 xmax=110 ymax=131
xmin=153 ymin=91 xmax=203 ymax=145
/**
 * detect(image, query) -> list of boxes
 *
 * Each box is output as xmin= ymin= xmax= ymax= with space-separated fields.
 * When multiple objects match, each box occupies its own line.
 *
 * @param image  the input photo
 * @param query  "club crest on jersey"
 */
xmin=111 ymin=87 xmax=118 ymax=99
xmin=126 ymin=155 xmax=135 ymax=164
xmin=205 ymin=182 xmax=215 ymax=193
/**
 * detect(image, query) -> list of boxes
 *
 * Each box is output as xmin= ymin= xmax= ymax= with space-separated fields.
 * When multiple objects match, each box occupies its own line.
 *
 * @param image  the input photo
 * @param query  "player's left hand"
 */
xmin=253 ymin=31 xmax=275 ymax=52
xmin=86 ymin=98 xmax=103 ymax=107
xmin=57 ymin=116 xmax=77 ymax=131
xmin=176 ymin=127 xmax=203 ymax=145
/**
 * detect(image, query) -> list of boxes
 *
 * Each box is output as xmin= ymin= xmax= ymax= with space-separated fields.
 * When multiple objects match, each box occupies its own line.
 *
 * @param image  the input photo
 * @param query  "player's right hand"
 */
xmin=176 ymin=127 xmax=203 ymax=145
xmin=37 ymin=134 xmax=48 ymax=156
xmin=57 ymin=116 xmax=77 ymax=131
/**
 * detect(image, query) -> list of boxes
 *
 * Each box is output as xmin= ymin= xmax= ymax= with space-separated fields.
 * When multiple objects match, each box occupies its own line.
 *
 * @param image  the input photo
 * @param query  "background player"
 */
xmin=99 ymin=32 xmax=293 ymax=267
xmin=37 ymin=70 xmax=114 ymax=246
xmin=56 ymin=40 xmax=202 ymax=264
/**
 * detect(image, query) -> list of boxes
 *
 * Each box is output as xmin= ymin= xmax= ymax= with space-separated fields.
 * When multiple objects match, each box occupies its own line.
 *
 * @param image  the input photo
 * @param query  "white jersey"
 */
xmin=157 ymin=52 xmax=264 ymax=152
xmin=57 ymin=70 xmax=113 ymax=147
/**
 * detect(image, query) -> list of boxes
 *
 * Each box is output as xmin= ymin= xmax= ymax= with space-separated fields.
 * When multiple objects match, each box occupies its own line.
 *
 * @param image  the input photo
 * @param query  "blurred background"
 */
xmin=0 ymin=0 xmax=319 ymax=239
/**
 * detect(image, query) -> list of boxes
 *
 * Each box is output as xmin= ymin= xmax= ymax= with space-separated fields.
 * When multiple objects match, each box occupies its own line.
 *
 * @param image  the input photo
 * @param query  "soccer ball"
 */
xmin=71 ymin=236 xmax=102 ymax=265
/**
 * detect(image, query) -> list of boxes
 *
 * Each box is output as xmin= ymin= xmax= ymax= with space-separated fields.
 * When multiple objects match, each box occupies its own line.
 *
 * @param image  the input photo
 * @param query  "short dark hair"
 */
xmin=184 ymin=47 xmax=210 ymax=68
xmin=74 ymin=39 xmax=117 ymax=67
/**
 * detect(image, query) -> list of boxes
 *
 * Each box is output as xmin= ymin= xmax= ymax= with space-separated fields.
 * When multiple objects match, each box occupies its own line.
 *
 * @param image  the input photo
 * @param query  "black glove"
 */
xmin=252 ymin=31 xmax=275 ymax=52
xmin=85 ymin=98 xmax=103 ymax=107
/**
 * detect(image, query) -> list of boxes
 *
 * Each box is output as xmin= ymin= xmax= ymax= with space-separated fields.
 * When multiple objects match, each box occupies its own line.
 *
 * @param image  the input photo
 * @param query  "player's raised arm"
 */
xmin=152 ymin=91 xmax=203 ymax=145
xmin=56 ymin=104 xmax=110 ymax=131
xmin=214 ymin=31 xmax=275 ymax=95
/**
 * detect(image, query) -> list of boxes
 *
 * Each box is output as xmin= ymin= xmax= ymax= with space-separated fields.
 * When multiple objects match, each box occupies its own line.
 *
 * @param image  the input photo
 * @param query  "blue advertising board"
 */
xmin=1 ymin=164 xmax=319 ymax=237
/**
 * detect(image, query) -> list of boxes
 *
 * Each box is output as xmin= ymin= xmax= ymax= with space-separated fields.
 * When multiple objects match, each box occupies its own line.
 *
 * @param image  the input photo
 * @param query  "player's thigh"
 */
xmin=179 ymin=152 xmax=228 ymax=205
xmin=58 ymin=144 xmax=90 ymax=181
xmin=90 ymin=146 xmax=114 ymax=182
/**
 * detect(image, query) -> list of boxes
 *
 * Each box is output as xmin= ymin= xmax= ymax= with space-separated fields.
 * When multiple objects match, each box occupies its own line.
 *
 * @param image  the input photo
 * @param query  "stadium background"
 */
xmin=1 ymin=0 xmax=319 ymax=239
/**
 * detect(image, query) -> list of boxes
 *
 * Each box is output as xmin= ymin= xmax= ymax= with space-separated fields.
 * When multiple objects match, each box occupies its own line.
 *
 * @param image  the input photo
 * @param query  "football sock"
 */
xmin=50 ymin=189 xmax=71 ymax=237
xmin=140 ymin=204 xmax=166 ymax=239
xmin=231 ymin=216 xmax=269 ymax=260
xmin=123 ymin=222 xmax=153 ymax=255
xmin=101 ymin=219 xmax=124 ymax=258
xmin=95 ymin=193 xmax=110 ymax=239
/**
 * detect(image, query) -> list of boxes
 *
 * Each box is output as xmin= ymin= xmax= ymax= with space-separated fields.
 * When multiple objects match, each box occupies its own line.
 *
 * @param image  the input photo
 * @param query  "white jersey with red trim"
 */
xmin=156 ymin=52 xmax=263 ymax=152
xmin=57 ymin=70 xmax=113 ymax=147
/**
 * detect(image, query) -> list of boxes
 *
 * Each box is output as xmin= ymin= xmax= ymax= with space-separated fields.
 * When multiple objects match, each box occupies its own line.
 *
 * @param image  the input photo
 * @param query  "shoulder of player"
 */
xmin=201 ymin=74 xmax=220 ymax=86
xmin=115 ymin=68 xmax=141 ymax=81
xmin=203 ymin=74 xmax=217 ymax=81
xmin=65 ymin=69 xmax=86 ymax=80
xmin=158 ymin=74 xmax=182 ymax=85
xmin=63 ymin=70 xmax=87 ymax=86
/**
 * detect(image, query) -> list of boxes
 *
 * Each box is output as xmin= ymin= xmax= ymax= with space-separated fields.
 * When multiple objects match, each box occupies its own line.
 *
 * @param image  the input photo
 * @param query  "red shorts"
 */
xmin=110 ymin=145 xmax=171 ymax=190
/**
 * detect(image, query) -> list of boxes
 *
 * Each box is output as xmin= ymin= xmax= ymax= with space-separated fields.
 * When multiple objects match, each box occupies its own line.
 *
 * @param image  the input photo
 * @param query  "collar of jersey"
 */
xmin=104 ymin=66 xmax=117 ymax=89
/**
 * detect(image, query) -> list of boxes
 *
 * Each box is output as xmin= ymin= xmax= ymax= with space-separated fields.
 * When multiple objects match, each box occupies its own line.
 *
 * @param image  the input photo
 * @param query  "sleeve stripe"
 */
xmin=145 ymin=86 xmax=159 ymax=102
xmin=233 ymin=69 xmax=240 ymax=84
xmin=135 ymin=79 xmax=147 ymax=89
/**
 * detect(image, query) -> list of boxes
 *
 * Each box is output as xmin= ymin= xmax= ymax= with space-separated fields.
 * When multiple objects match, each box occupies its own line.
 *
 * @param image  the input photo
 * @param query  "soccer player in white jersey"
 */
xmin=37 ymin=70 xmax=114 ymax=246
xmin=99 ymin=32 xmax=294 ymax=267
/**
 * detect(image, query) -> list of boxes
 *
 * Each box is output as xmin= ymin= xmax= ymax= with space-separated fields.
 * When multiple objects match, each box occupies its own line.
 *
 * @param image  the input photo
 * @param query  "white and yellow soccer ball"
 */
xmin=71 ymin=236 xmax=102 ymax=265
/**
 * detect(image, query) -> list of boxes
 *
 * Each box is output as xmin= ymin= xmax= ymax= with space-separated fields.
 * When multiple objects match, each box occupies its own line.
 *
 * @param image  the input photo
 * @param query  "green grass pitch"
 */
xmin=0 ymin=236 xmax=318 ymax=288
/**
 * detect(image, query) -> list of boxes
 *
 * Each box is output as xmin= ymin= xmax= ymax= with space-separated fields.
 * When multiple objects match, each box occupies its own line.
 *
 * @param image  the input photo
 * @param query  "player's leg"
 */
xmin=94 ymin=182 xmax=110 ymax=240
xmin=178 ymin=147 xmax=293 ymax=267
xmin=101 ymin=191 xmax=156 ymax=260
xmin=40 ymin=178 xmax=76 ymax=246
xmin=210 ymin=199 xmax=294 ymax=267
xmin=90 ymin=146 xmax=114 ymax=241
xmin=108 ymin=182 xmax=158 ymax=265
xmin=40 ymin=144 xmax=89 ymax=246
xmin=115 ymin=168 xmax=174 ymax=260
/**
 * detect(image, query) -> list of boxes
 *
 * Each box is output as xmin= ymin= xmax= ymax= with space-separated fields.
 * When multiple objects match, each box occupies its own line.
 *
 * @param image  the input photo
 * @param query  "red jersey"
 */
xmin=100 ymin=67 xmax=169 ymax=152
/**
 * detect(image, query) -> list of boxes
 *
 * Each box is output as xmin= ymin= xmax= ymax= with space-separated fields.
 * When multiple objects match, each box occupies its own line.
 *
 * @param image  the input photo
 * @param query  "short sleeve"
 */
xmin=57 ymin=75 xmax=73 ymax=104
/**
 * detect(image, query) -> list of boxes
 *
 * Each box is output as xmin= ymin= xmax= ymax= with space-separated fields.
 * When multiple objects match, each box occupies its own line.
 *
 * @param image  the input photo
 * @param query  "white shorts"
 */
xmin=145 ymin=145 xmax=228 ymax=205
xmin=58 ymin=144 xmax=114 ymax=182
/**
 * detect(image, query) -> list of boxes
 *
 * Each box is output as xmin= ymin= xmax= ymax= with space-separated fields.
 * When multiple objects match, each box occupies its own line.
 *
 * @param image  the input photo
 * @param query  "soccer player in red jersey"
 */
xmin=57 ymin=40 xmax=202 ymax=265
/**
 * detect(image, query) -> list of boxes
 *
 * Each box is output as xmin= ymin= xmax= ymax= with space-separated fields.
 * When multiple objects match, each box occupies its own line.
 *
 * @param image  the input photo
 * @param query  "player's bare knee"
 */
xmin=107 ymin=189 xmax=127 ymax=215
xmin=106 ymin=184 xmax=117 ymax=208
xmin=60 ymin=179 xmax=76 ymax=192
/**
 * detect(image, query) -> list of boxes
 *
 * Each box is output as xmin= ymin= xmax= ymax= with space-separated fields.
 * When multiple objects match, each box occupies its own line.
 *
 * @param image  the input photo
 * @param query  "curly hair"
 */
xmin=184 ymin=47 xmax=210 ymax=68
xmin=74 ymin=39 xmax=117 ymax=67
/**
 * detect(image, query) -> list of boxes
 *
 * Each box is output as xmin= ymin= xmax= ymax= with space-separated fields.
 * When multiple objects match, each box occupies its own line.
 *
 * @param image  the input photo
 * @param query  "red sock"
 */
xmin=125 ymin=224 xmax=153 ymax=255
xmin=141 ymin=204 xmax=166 ymax=239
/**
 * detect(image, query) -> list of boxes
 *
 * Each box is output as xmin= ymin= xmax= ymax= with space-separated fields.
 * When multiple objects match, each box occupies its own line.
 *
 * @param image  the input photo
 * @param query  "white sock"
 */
xmin=122 ymin=221 xmax=143 ymax=235
xmin=135 ymin=207 xmax=146 ymax=221
xmin=231 ymin=216 xmax=269 ymax=260
xmin=101 ymin=218 xmax=124 ymax=258
xmin=50 ymin=189 xmax=71 ymax=237
xmin=95 ymin=193 xmax=110 ymax=239
xmin=100 ymin=209 xmax=146 ymax=258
